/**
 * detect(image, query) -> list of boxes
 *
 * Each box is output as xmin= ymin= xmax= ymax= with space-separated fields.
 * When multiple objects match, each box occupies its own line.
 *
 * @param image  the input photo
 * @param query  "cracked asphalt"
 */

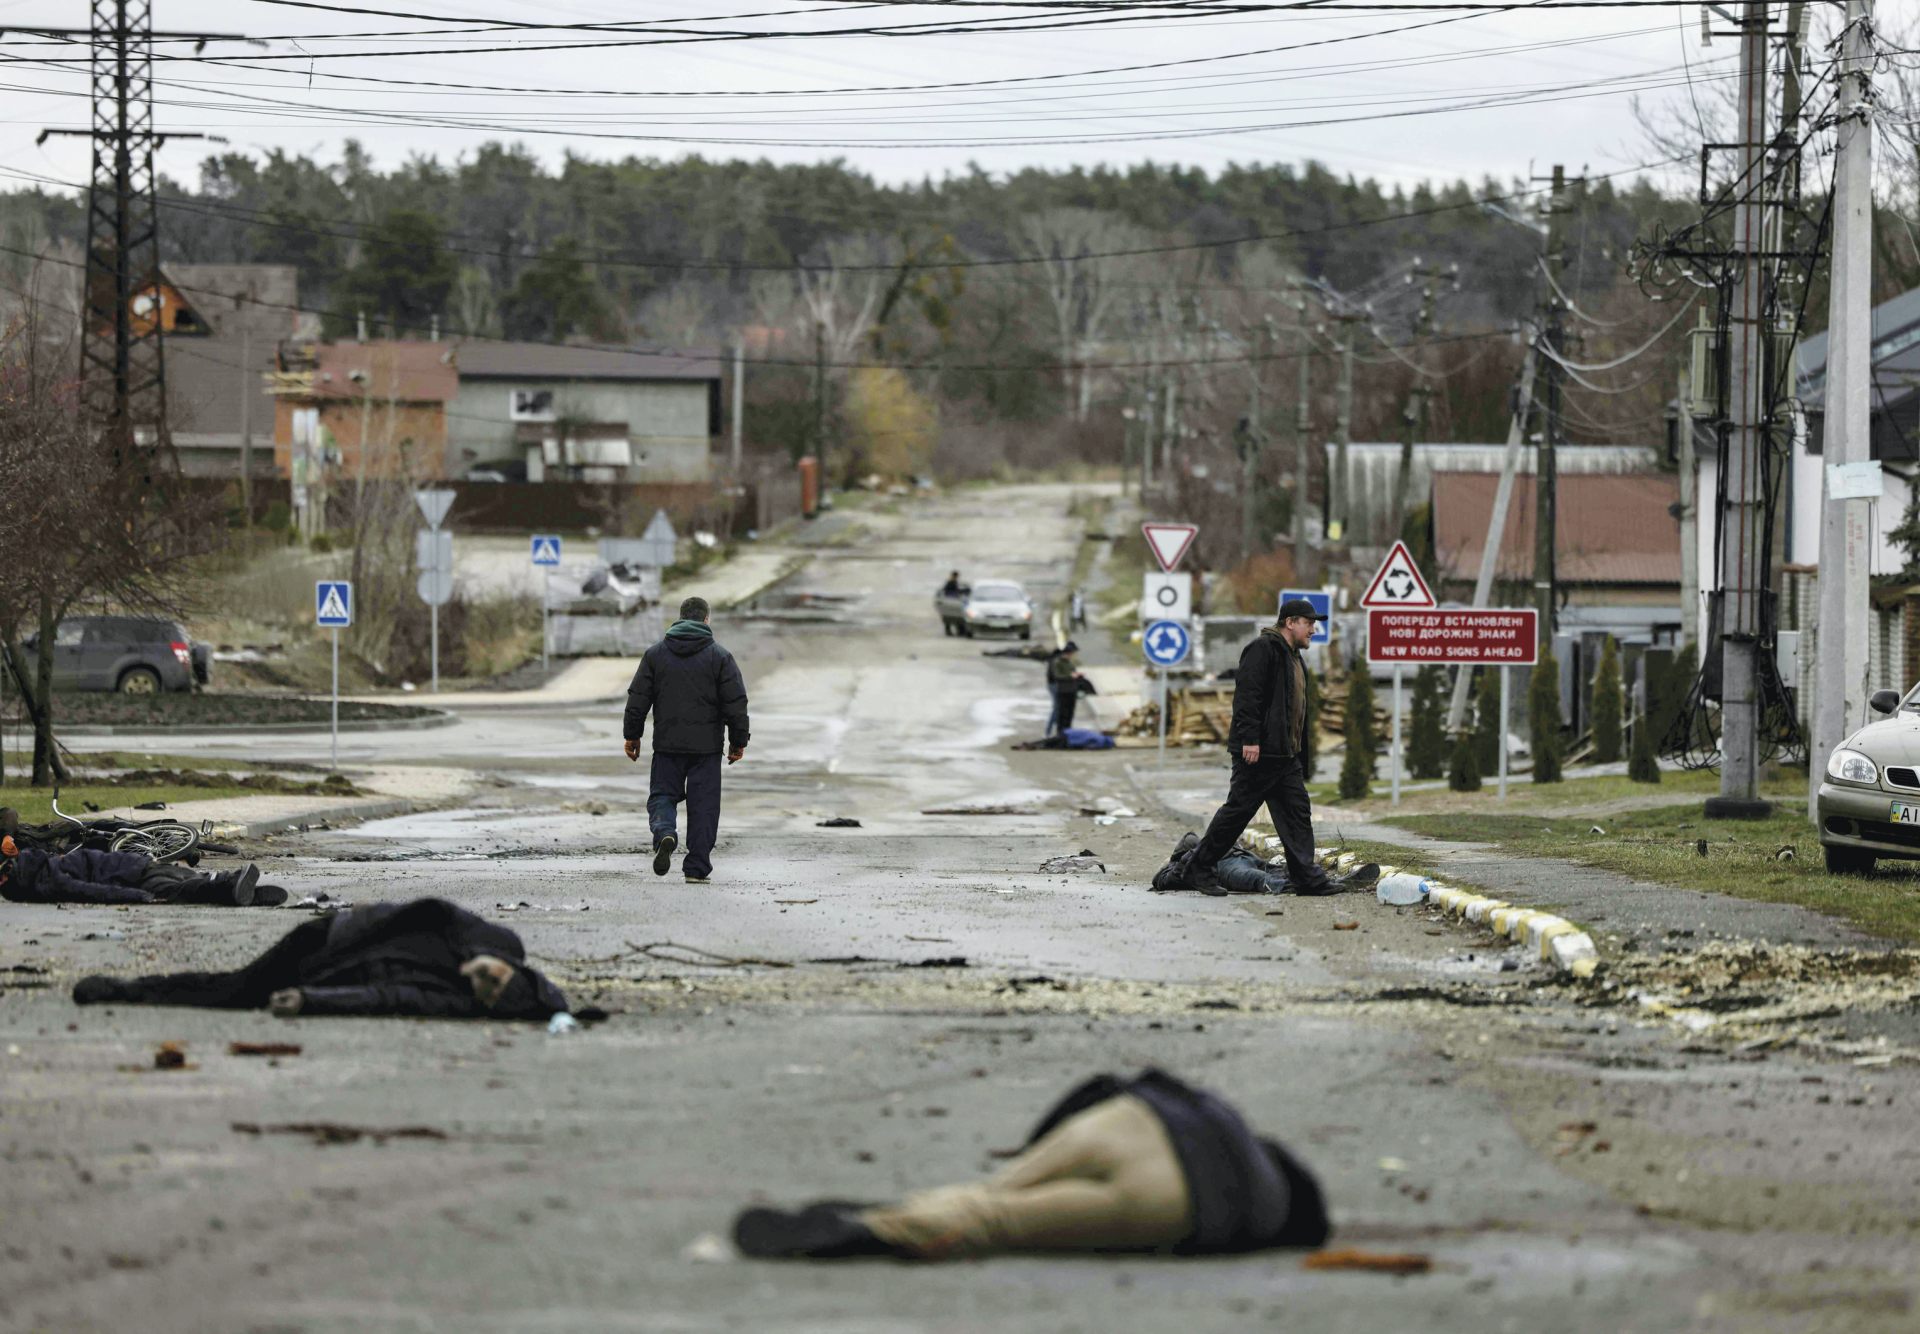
xmin=3 ymin=483 xmax=1917 ymax=1334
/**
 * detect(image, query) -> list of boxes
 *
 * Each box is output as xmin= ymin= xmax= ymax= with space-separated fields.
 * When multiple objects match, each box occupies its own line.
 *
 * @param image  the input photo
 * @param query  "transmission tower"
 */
xmin=34 ymin=2 xmax=224 ymax=451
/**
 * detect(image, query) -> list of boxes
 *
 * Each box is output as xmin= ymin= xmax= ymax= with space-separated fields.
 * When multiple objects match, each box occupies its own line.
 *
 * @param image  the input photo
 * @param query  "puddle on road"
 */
xmin=734 ymin=588 xmax=870 ymax=623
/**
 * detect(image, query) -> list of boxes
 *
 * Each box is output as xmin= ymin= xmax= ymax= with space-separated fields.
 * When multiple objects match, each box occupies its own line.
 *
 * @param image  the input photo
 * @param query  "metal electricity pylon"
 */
xmin=31 ymin=2 xmax=229 ymax=453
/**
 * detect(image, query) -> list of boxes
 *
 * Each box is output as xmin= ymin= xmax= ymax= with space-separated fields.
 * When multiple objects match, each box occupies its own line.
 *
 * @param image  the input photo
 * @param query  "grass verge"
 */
xmin=1 ymin=782 xmax=263 ymax=824
xmin=1380 ymin=802 xmax=1920 ymax=944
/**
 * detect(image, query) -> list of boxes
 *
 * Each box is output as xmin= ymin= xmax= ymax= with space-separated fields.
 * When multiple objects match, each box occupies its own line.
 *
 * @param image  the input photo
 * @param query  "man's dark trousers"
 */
xmin=1190 ymin=755 xmax=1330 ymax=891
xmin=650 ymin=752 xmax=722 ymax=878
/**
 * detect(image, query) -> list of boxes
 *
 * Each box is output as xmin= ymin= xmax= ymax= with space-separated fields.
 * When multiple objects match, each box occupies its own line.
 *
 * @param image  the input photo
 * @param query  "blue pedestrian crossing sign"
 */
xmin=1142 ymin=619 xmax=1191 ymax=668
xmin=530 ymin=535 xmax=563 ymax=566
xmin=315 ymin=580 xmax=353 ymax=628
xmin=1280 ymin=589 xmax=1332 ymax=644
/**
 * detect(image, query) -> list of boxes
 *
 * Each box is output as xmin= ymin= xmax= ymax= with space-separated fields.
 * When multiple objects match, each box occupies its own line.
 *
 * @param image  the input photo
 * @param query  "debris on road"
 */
xmin=153 ymin=1042 xmax=189 ymax=1070
xmin=630 ymin=940 xmax=795 ymax=969
xmin=1332 ymin=922 xmax=1359 ymax=931
xmin=1039 ymin=850 xmax=1106 ymax=873
xmin=923 ymin=804 xmax=1038 ymax=815
xmin=494 ymin=900 xmax=590 ymax=912
xmin=816 ymin=817 xmax=862 ymax=827
xmin=232 ymin=1121 xmax=447 ymax=1146
xmin=1303 ymin=1248 xmax=1432 ymax=1274
xmin=547 ymin=1012 xmax=580 ymax=1036
xmin=228 ymin=1042 xmax=302 ymax=1057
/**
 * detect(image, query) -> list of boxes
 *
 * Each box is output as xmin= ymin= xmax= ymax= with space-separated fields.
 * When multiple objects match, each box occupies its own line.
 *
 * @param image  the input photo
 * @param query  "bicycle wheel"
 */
xmin=110 ymin=823 xmax=201 ymax=863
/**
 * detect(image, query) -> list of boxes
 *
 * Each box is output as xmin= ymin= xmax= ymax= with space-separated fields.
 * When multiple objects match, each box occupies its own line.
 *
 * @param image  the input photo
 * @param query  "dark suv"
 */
xmin=23 ymin=616 xmax=210 ymax=693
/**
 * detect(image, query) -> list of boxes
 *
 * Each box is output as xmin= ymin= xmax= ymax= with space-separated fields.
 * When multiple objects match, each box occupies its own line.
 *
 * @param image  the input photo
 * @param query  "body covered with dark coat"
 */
xmin=1024 ymin=1067 xmax=1328 ymax=1253
xmin=73 ymin=898 xmax=571 ymax=1019
xmin=624 ymin=620 xmax=750 ymax=755
xmin=1227 ymin=627 xmax=1307 ymax=758
xmin=3 ymin=847 xmax=158 ymax=905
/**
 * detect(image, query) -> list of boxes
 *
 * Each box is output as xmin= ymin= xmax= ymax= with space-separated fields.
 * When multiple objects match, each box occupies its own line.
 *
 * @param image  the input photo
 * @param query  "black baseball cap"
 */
xmin=1278 ymin=598 xmax=1328 ymax=623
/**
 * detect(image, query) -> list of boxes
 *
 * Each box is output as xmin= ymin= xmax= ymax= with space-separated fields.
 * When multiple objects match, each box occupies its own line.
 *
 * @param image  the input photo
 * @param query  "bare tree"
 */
xmin=1017 ymin=209 xmax=1153 ymax=420
xmin=0 ymin=313 xmax=220 ymax=785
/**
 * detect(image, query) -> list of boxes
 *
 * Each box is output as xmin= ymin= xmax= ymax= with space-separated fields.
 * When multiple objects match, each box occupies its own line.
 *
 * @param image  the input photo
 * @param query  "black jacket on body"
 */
xmin=1024 ymin=1068 xmax=1330 ymax=1253
xmin=2 ymin=847 xmax=154 ymax=904
xmin=1227 ymin=626 xmax=1307 ymax=759
xmin=73 ymin=898 xmax=571 ymax=1020
xmin=623 ymin=620 xmax=750 ymax=755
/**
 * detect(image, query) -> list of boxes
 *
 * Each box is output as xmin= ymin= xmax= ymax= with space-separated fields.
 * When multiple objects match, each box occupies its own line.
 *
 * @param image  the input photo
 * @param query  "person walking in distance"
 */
xmin=624 ymin=597 xmax=750 ymax=883
xmin=1183 ymin=600 xmax=1336 ymax=897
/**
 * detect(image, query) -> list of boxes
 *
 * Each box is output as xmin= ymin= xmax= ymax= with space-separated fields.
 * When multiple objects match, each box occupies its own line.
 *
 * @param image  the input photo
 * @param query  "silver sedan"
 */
xmin=1815 ymin=685 xmax=1920 ymax=874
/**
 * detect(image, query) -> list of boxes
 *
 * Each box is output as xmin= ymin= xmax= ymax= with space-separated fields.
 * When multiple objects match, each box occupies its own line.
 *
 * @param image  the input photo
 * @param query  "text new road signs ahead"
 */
xmin=530 ymin=535 xmax=563 ymax=566
xmin=1367 ymin=608 xmax=1538 ymax=666
xmin=316 ymin=580 xmax=353 ymax=628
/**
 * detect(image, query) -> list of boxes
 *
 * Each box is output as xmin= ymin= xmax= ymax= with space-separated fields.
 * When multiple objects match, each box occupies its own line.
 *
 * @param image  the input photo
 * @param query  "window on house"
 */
xmin=510 ymin=389 xmax=555 ymax=421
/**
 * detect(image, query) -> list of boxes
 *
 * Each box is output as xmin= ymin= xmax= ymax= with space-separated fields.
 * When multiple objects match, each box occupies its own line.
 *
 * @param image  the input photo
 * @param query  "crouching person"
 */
xmin=733 ymin=1068 xmax=1329 ymax=1260
xmin=1 ymin=837 xmax=272 ymax=906
xmin=72 ymin=898 xmax=570 ymax=1020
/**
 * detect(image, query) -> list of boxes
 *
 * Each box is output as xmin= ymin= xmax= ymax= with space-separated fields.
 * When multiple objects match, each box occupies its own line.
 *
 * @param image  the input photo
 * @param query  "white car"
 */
xmin=961 ymin=581 xmax=1035 ymax=639
xmin=1816 ymin=685 xmax=1920 ymax=874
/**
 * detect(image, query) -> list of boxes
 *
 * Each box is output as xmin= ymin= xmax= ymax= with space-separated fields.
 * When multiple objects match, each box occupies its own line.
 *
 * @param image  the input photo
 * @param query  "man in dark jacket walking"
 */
xmin=1183 ymin=599 xmax=1335 ymax=897
xmin=624 ymin=596 xmax=750 ymax=883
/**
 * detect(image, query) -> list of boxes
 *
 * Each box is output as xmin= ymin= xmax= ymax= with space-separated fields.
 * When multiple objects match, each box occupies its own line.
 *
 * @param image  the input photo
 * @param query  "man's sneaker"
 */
xmin=229 ymin=863 xmax=260 ymax=906
xmin=1171 ymin=831 xmax=1200 ymax=860
xmin=652 ymin=833 xmax=677 ymax=876
xmin=1294 ymin=877 xmax=1345 ymax=897
xmin=1184 ymin=861 xmax=1228 ymax=897
xmin=685 ymin=875 xmax=711 ymax=884
xmin=732 ymin=1203 xmax=898 ymax=1259
xmin=1336 ymin=862 xmax=1382 ymax=888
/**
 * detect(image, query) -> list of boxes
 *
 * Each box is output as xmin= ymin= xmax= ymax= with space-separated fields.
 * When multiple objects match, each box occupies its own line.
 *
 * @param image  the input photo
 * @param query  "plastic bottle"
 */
xmin=1375 ymin=872 xmax=1430 ymax=906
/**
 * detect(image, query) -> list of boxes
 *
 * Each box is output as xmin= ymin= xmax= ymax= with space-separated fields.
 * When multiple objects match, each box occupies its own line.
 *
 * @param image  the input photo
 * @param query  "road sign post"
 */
xmin=1366 ymin=605 xmax=1538 ymax=804
xmin=1143 ymin=619 xmax=1191 ymax=771
xmin=531 ymin=536 xmax=562 ymax=675
xmin=415 ymin=491 xmax=456 ymax=693
xmin=316 ymin=580 xmax=353 ymax=772
xmin=1359 ymin=543 xmax=1436 ymax=808
xmin=1140 ymin=523 xmax=1198 ymax=572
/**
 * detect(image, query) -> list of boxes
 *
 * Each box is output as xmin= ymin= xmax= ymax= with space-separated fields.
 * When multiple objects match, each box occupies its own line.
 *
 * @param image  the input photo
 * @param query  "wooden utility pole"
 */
xmin=812 ymin=319 xmax=826 ymax=470
xmin=1706 ymin=4 xmax=1773 ymax=819
xmin=1239 ymin=319 xmax=1272 ymax=559
xmin=1389 ymin=261 xmax=1448 ymax=537
xmin=1444 ymin=345 xmax=1538 ymax=732
xmin=1811 ymin=0 xmax=1875 ymax=818
xmin=239 ymin=316 xmax=252 ymax=523
xmin=1535 ymin=166 xmax=1572 ymax=637
xmin=1329 ymin=312 xmax=1362 ymax=542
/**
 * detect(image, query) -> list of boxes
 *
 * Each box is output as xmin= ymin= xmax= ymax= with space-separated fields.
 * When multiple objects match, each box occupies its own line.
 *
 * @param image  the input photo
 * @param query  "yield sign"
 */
xmin=1359 ymin=540 xmax=1436 ymax=609
xmin=1140 ymin=522 xmax=1198 ymax=572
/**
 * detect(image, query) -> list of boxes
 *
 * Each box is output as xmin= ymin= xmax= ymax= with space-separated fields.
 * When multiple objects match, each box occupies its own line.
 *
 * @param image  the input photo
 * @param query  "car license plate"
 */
xmin=1892 ymin=803 xmax=1920 ymax=824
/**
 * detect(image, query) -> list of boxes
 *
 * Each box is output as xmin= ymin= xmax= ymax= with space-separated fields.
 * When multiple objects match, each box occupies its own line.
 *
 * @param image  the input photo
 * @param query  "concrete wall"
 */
xmin=448 ymin=379 xmax=712 ymax=483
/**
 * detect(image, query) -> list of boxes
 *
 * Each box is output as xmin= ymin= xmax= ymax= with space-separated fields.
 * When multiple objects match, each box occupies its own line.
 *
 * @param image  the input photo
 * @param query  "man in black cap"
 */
xmin=1184 ymin=599 xmax=1336 ymax=897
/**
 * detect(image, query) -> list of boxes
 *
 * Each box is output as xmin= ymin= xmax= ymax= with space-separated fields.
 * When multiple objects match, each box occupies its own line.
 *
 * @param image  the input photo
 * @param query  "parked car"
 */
xmin=959 ymin=581 xmax=1035 ymax=639
xmin=20 ymin=616 xmax=209 ymax=693
xmin=1817 ymin=685 xmax=1920 ymax=873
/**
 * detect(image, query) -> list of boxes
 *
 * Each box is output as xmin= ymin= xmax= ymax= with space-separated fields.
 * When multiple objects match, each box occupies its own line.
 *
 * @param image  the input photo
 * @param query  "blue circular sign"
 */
xmin=1143 ymin=619 xmax=1191 ymax=667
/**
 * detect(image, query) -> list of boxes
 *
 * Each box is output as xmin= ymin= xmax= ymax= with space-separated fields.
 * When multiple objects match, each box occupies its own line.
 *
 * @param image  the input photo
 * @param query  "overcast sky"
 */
xmin=0 ymin=0 xmax=1762 ymax=199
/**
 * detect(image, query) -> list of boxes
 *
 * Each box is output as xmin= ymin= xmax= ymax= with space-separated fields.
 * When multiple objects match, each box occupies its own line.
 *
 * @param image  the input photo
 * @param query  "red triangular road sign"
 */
xmin=1359 ymin=540 xmax=1436 ymax=609
xmin=1141 ymin=523 xmax=1198 ymax=572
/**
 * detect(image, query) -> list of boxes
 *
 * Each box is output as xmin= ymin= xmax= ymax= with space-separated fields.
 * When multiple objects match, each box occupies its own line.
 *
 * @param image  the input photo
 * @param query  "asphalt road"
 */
xmin=4 ymin=484 xmax=1917 ymax=1334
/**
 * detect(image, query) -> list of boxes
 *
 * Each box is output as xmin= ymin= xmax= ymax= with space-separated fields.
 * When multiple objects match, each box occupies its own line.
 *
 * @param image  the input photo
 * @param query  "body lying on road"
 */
xmin=1 ymin=840 xmax=276 ymax=906
xmin=70 ymin=897 xmax=571 ymax=1020
xmin=1150 ymin=831 xmax=1378 ymax=895
xmin=733 ymin=1068 xmax=1329 ymax=1260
